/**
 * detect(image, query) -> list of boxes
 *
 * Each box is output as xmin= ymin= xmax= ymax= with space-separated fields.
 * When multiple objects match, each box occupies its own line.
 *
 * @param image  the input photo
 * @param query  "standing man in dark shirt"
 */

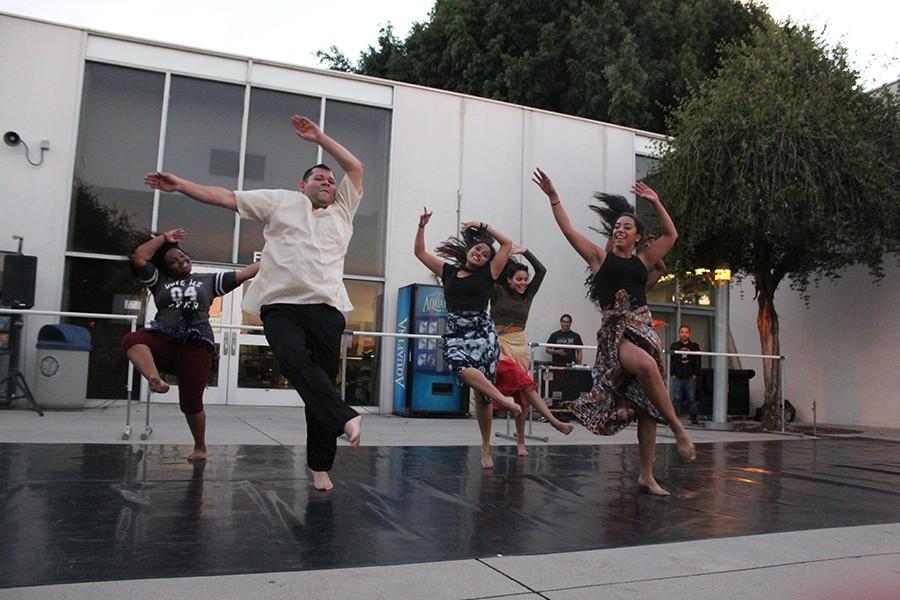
xmin=670 ymin=325 xmax=701 ymax=424
xmin=546 ymin=314 xmax=584 ymax=365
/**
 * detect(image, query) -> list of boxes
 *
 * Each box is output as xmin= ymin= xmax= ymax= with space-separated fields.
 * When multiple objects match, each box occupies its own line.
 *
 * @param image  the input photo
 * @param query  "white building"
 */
xmin=2 ymin=13 xmax=895 ymax=428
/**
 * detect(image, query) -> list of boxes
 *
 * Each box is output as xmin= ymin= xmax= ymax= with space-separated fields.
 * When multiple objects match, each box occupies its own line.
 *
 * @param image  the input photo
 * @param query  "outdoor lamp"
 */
xmin=714 ymin=268 xmax=732 ymax=282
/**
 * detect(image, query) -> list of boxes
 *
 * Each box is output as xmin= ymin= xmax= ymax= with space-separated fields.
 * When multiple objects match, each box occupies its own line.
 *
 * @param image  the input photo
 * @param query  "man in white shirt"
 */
xmin=145 ymin=115 xmax=363 ymax=492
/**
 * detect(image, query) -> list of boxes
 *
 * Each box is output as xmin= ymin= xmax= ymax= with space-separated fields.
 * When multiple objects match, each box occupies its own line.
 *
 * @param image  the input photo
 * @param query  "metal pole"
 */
xmin=779 ymin=357 xmax=785 ymax=433
xmin=340 ymin=331 xmax=349 ymax=402
xmin=708 ymin=277 xmax=733 ymax=430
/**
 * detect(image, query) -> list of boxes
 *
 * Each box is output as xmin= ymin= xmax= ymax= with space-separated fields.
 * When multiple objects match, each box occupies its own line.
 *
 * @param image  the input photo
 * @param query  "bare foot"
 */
xmin=517 ymin=444 xmax=529 ymax=457
xmin=311 ymin=470 xmax=334 ymax=491
xmin=344 ymin=415 xmax=362 ymax=448
xmin=148 ymin=377 xmax=169 ymax=394
xmin=481 ymin=448 xmax=494 ymax=469
xmin=187 ymin=447 xmax=207 ymax=462
xmin=638 ymin=476 xmax=671 ymax=496
xmin=499 ymin=397 xmax=522 ymax=418
xmin=553 ymin=421 xmax=575 ymax=435
xmin=676 ymin=434 xmax=696 ymax=461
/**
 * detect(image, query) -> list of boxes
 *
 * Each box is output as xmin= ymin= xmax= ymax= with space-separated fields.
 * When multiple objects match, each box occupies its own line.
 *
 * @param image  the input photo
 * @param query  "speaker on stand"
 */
xmin=0 ymin=252 xmax=43 ymax=415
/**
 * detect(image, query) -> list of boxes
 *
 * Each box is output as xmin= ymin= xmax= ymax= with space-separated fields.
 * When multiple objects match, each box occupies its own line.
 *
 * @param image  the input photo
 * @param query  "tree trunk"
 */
xmin=755 ymin=279 xmax=782 ymax=430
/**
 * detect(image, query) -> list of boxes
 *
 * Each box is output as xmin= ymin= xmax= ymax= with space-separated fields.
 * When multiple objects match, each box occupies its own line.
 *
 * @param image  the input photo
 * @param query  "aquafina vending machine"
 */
xmin=393 ymin=284 xmax=468 ymax=416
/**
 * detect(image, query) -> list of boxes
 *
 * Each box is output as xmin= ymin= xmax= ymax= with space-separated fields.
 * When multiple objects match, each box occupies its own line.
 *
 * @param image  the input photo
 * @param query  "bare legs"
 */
xmin=185 ymin=410 xmax=207 ymax=461
xmin=474 ymin=398 xmax=494 ymax=469
xmin=459 ymin=368 xmax=521 ymax=416
xmin=126 ymin=344 xmax=169 ymax=393
xmin=126 ymin=343 xmax=209 ymax=462
xmin=523 ymin=387 xmax=575 ymax=435
xmin=619 ymin=340 xmax=696 ymax=463
xmin=514 ymin=409 xmax=529 ymax=456
xmin=513 ymin=388 xmax=575 ymax=455
xmin=460 ymin=368 xmax=520 ymax=469
xmin=637 ymin=413 xmax=669 ymax=495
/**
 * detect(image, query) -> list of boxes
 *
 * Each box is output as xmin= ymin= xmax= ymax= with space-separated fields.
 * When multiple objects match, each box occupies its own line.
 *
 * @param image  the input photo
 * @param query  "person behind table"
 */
xmin=122 ymin=228 xmax=259 ymax=462
xmin=533 ymin=167 xmax=696 ymax=497
xmin=670 ymin=325 xmax=701 ymax=424
xmin=144 ymin=115 xmax=363 ymax=493
xmin=546 ymin=314 xmax=583 ymax=365
xmin=491 ymin=249 xmax=575 ymax=456
xmin=414 ymin=209 xmax=522 ymax=470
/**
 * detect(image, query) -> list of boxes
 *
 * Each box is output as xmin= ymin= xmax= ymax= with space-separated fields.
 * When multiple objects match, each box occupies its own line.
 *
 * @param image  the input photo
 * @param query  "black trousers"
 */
xmin=260 ymin=303 xmax=358 ymax=471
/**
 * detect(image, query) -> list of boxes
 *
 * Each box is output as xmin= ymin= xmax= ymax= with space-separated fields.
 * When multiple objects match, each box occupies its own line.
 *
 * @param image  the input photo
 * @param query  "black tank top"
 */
xmin=587 ymin=253 xmax=648 ymax=310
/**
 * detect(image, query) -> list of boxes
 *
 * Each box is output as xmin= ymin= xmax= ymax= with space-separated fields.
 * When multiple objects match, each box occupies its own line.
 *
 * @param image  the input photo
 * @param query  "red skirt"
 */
xmin=492 ymin=355 xmax=533 ymax=411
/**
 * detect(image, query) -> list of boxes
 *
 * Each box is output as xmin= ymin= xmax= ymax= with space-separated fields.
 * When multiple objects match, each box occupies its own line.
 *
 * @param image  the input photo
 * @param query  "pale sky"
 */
xmin=0 ymin=0 xmax=897 ymax=89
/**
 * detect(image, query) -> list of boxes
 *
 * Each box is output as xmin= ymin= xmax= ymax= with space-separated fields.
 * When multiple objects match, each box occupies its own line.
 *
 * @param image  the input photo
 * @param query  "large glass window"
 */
xmin=342 ymin=280 xmax=383 ymax=406
xmin=66 ymin=62 xmax=392 ymax=406
xmin=234 ymin=279 xmax=381 ymax=405
xmin=158 ymin=76 xmax=245 ymax=263
xmin=323 ymin=101 xmax=391 ymax=277
xmin=238 ymin=88 xmax=321 ymax=263
xmin=70 ymin=63 xmax=164 ymax=255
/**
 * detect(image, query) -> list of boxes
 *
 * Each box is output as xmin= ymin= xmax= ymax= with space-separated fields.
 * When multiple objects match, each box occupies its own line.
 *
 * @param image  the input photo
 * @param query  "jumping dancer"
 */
xmin=145 ymin=115 xmax=363 ymax=491
xmin=491 ymin=247 xmax=574 ymax=456
xmin=122 ymin=228 xmax=259 ymax=461
xmin=414 ymin=209 xmax=521 ymax=469
xmin=533 ymin=168 xmax=695 ymax=496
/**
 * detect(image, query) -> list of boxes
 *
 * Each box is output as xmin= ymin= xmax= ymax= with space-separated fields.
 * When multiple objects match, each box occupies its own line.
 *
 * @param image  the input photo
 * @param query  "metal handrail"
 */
xmin=674 ymin=349 xmax=787 ymax=432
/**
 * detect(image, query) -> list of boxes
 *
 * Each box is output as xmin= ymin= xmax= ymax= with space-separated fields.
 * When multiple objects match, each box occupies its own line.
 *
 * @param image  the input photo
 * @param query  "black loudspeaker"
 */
xmin=1 ymin=255 xmax=37 ymax=309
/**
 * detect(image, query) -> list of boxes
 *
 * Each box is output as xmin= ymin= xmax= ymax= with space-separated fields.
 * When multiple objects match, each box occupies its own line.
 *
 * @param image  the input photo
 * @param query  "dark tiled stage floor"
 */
xmin=1 ymin=438 xmax=898 ymax=588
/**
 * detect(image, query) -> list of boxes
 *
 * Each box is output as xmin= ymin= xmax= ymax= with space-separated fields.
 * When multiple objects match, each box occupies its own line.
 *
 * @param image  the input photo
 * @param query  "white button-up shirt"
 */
xmin=235 ymin=175 xmax=362 ymax=315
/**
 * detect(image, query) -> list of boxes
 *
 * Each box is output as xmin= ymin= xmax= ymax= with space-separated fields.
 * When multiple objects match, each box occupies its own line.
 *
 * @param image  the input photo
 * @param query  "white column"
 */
xmin=708 ymin=276 xmax=733 ymax=430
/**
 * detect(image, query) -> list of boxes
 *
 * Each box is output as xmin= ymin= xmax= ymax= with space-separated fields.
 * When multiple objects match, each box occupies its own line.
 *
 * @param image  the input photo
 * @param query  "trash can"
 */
xmin=35 ymin=324 xmax=92 ymax=409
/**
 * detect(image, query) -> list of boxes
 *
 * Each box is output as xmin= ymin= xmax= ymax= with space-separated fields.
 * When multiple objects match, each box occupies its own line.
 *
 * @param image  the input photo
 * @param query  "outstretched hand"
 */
xmin=144 ymin=171 xmax=181 ymax=193
xmin=532 ymin=168 xmax=557 ymax=198
xmin=418 ymin=207 xmax=433 ymax=227
xmin=163 ymin=228 xmax=186 ymax=244
xmin=632 ymin=181 xmax=660 ymax=203
xmin=290 ymin=115 xmax=323 ymax=142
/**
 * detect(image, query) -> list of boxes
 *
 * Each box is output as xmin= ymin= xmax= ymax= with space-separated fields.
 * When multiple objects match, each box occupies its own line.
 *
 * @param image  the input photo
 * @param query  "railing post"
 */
xmin=779 ymin=356 xmax=785 ymax=433
xmin=340 ymin=331 xmax=350 ymax=402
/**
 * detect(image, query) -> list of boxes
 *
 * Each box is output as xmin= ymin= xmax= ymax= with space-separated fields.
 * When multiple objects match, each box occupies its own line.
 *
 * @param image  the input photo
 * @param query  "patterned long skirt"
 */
xmin=566 ymin=290 xmax=665 ymax=435
xmin=443 ymin=311 xmax=500 ymax=401
xmin=494 ymin=327 xmax=534 ymax=411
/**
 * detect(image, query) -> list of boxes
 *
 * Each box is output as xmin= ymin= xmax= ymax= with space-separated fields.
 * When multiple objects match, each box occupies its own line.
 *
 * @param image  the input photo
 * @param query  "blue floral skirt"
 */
xmin=443 ymin=311 xmax=500 ymax=399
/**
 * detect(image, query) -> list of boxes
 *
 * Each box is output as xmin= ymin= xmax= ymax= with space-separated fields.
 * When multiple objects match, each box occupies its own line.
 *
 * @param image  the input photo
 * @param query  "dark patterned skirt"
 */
xmin=443 ymin=311 xmax=500 ymax=396
xmin=566 ymin=290 xmax=665 ymax=435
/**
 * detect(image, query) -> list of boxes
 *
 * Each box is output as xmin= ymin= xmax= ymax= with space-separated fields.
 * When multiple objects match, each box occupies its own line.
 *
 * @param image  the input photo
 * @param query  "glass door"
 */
xmin=223 ymin=279 xmax=301 ymax=406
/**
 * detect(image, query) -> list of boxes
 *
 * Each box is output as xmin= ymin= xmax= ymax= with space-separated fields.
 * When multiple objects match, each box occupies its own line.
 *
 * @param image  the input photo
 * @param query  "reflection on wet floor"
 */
xmin=1 ymin=439 xmax=898 ymax=588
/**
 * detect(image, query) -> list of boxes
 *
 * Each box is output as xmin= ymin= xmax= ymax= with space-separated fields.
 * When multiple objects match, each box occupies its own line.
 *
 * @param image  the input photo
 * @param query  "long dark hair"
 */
xmin=585 ymin=193 xmax=647 ymax=304
xmin=435 ymin=224 xmax=496 ymax=270
xmin=589 ymin=192 xmax=646 ymax=240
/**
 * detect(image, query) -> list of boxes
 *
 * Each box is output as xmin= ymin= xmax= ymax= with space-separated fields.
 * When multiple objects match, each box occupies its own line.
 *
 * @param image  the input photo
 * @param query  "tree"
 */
xmin=316 ymin=0 xmax=768 ymax=133
xmin=653 ymin=21 xmax=900 ymax=428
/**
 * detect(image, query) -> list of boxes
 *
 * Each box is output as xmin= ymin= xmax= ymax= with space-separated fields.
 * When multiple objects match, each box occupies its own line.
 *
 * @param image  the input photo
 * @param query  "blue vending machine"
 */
xmin=393 ymin=284 xmax=468 ymax=416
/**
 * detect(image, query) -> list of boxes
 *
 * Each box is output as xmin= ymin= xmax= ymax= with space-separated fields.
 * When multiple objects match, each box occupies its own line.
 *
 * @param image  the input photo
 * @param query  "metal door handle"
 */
xmin=231 ymin=331 xmax=237 ymax=356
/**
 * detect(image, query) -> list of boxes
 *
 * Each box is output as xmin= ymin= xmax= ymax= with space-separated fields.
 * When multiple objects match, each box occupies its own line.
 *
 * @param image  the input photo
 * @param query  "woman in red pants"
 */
xmin=122 ymin=228 xmax=259 ymax=461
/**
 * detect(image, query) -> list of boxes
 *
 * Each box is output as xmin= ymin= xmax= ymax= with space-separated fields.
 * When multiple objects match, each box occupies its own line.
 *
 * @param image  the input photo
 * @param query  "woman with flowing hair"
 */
xmin=491 ymin=248 xmax=574 ymax=456
xmin=533 ymin=169 xmax=695 ymax=496
xmin=414 ymin=209 xmax=522 ymax=469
